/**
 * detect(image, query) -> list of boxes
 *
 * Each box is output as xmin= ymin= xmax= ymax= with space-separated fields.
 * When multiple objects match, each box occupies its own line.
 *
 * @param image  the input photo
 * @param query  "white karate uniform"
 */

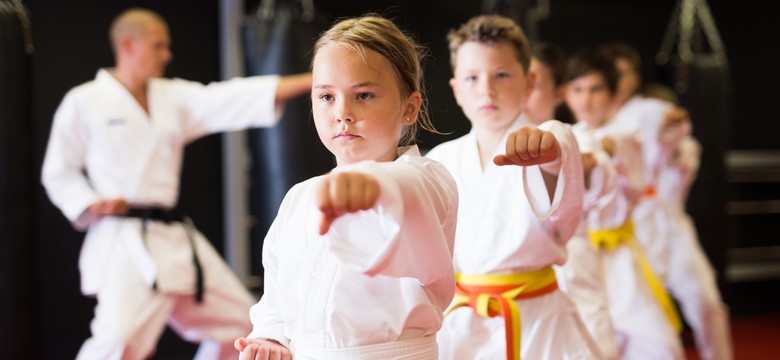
xmin=611 ymin=97 xmax=731 ymax=360
xmin=41 ymin=69 xmax=281 ymax=360
xmin=567 ymin=123 xmax=684 ymax=360
xmin=428 ymin=117 xmax=602 ymax=359
xmin=247 ymin=146 xmax=458 ymax=360
xmin=555 ymin=126 xmax=621 ymax=360
xmin=657 ymin=137 xmax=733 ymax=360
xmin=601 ymin=97 xmax=674 ymax=280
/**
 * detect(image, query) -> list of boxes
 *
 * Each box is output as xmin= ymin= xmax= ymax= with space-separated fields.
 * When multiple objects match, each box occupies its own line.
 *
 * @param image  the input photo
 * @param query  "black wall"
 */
xmin=2 ymin=0 xmax=777 ymax=359
xmin=0 ymin=5 xmax=37 ymax=359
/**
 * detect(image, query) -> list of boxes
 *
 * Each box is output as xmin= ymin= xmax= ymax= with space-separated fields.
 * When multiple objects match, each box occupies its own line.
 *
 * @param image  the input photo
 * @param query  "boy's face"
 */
xmin=525 ymin=59 xmax=563 ymax=126
xmin=565 ymin=72 xmax=613 ymax=128
xmin=311 ymin=44 xmax=418 ymax=166
xmin=450 ymin=40 xmax=534 ymax=135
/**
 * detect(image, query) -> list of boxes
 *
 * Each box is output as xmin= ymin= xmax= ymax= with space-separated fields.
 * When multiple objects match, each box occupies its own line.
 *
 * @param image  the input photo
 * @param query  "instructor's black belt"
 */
xmin=124 ymin=207 xmax=204 ymax=303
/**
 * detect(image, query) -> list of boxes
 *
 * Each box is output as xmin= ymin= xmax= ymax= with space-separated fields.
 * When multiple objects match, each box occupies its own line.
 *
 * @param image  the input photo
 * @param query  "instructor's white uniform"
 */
xmin=428 ymin=118 xmax=602 ymax=360
xmin=42 ymin=69 xmax=281 ymax=360
xmin=247 ymin=146 xmax=458 ymax=360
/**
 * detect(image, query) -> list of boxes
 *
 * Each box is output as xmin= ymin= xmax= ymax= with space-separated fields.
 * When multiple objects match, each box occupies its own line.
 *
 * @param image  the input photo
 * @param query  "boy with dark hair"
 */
xmin=564 ymin=49 xmax=686 ymax=359
xmin=600 ymin=41 xmax=733 ymax=360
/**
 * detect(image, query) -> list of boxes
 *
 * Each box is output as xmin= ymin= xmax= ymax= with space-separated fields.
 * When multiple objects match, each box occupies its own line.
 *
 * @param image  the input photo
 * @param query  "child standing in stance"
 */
xmin=428 ymin=15 xmax=600 ymax=360
xmin=235 ymin=15 xmax=459 ymax=360
xmin=564 ymin=49 xmax=685 ymax=359
xmin=600 ymin=42 xmax=732 ymax=360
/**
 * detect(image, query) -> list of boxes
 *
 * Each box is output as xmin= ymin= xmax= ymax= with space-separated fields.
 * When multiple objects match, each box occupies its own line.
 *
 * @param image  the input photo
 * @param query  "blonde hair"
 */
xmin=313 ymin=15 xmax=439 ymax=146
xmin=109 ymin=8 xmax=167 ymax=53
xmin=447 ymin=15 xmax=532 ymax=73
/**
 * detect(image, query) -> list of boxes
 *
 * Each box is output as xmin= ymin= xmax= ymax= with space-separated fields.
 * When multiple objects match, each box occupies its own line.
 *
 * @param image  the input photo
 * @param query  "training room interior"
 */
xmin=1 ymin=0 xmax=778 ymax=358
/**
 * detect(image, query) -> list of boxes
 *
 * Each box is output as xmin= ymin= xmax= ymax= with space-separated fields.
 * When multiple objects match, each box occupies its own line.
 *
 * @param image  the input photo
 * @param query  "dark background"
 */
xmin=2 ymin=0 xmax=778 ymax=358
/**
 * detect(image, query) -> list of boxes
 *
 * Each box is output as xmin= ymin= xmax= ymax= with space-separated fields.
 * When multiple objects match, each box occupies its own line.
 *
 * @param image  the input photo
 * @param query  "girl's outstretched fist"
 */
xmin=316 ymin=171 xmax=381 ymax=235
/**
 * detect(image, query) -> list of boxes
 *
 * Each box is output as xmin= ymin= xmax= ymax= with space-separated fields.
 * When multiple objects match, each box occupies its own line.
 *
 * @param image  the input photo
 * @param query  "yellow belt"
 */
xmin=589 ymin=220 xmax=683 ymax=332
xmin=445 ymin=267 xmax=558 ymax=360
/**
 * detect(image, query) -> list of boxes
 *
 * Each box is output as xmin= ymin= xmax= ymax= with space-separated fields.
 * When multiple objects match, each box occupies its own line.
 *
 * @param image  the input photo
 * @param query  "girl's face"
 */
xmin=450 ymin=41 xmax=534 ymax=136
xmin=525 ymin=58 xmax=563 ymax=126
xmin=565 ymin=72 xmax=613 ymax=129
xmin=311 ymin=44 xmax=420 ymax=166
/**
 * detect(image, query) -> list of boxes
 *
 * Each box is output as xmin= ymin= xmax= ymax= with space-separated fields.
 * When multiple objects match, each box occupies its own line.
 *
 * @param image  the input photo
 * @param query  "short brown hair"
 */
xmin=447 ymin=15 xmax=532 ymax=73
xmin=564 ymin=49 xmax=618 ymax=94
xmin=598 ymin=41 xmax=641 ymax=74
xmin=532 ymin=42 xmax=566 ymax=86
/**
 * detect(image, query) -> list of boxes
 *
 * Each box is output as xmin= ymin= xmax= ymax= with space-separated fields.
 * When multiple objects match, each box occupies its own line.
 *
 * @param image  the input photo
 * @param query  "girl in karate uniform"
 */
xmin=234 ymin=15 xmax=459 ymax=360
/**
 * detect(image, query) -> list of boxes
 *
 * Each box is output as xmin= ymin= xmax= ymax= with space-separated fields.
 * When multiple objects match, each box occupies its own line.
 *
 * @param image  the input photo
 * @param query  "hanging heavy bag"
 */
xmin=655 ymin=0 xmax=730 ymax=274
xmin=242 ymin=0 xmax=333 ymax=279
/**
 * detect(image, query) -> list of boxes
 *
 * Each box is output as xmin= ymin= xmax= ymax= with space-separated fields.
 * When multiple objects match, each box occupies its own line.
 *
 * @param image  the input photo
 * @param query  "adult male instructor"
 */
xmin=41 ymin=8 xmax=311 ymax=360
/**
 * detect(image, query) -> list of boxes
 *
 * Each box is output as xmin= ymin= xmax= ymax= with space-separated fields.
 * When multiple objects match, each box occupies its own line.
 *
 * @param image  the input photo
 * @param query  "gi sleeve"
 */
xmin=674 ymin=136 xmax=701 ymax=197
xmin=323 ymin=157 xmax=458 ymax=286
xmin=41 ymin=92 xmax=102 ymax=230
xmin=523 ymin=120 xmax=584 ymax=243
xmin=172 ymin=75 xmax=282 ymax=142
xmin=586 ymin=150 xmax=631 ymax=231
xmin=247 ymin=193 xmax=291 ymax=348
xmin=635 ymin=98 xmax=693 ymax=186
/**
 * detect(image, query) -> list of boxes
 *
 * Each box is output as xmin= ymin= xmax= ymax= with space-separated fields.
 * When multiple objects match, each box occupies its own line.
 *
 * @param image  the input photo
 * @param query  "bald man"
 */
xmin=41 ymin=8 xmax=311 ymax=360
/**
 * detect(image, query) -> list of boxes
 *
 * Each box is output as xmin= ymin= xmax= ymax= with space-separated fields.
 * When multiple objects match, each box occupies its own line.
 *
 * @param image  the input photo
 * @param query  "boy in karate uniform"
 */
xmin=429 ymin=15 xmax=600 ymax=360
xmin=601 ymin=42 xmax=732 ymax=360
xmin=564 ymin=49 xmax=685 ymax=359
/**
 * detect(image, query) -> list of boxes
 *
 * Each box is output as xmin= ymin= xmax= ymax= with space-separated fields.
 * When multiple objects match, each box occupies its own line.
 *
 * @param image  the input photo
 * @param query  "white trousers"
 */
xmin=602 ymin=243 xmax=684 ymax=360
xmin=665 ymin=214 xmax=732 ymax=360
xmin=634 ymin=200 xmax=732 ymax=360
xmin=76 ymin=232 xmax=255 ymax=360
xmin=556 ymin=233 xmax=620 ymax=360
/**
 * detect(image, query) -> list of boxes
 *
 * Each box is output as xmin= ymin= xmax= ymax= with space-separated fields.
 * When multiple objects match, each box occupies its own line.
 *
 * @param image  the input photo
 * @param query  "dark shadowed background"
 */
xmin=1 ymin=0 xmax=778 ymax=358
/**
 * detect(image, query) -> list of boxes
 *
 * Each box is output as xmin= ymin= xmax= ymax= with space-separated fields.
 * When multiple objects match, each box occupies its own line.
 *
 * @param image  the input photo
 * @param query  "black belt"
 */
xmin=124 ymin=207 xmax=204 ymax=303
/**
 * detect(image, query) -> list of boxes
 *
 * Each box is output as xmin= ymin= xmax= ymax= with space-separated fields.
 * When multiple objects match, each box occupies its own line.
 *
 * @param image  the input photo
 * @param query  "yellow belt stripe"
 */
xmin=589 ymin=221 xmax=683 ymax=332
xmin=446 ymin=267 xmax=557 ymax=360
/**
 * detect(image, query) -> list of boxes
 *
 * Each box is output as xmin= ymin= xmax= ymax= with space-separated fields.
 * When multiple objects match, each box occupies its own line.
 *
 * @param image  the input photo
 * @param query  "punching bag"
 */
xmin=242 ymin=0 xmax=333 ymax=280
xmin=655 ymin=0 xmax=730 ymax=280
xmin=0 ymin=0 xmax=36 ymax=357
